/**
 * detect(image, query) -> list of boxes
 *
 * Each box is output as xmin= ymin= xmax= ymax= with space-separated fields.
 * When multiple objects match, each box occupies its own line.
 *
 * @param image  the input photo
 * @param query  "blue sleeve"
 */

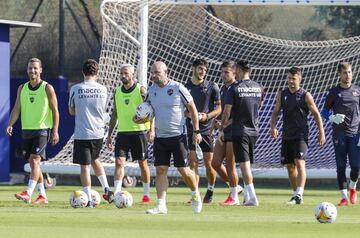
xmin=321 ymin=108 xmax=331 ymax=121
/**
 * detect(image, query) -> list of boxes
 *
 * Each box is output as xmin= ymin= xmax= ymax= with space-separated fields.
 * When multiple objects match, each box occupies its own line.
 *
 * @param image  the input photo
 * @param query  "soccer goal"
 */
xmin=26 ymin=0 xmax=360 ymax=179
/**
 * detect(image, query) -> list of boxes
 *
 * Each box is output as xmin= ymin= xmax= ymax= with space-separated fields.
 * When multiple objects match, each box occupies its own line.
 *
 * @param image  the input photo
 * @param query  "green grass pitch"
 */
xmin=1 ymin=185 xmax=360 ymax=238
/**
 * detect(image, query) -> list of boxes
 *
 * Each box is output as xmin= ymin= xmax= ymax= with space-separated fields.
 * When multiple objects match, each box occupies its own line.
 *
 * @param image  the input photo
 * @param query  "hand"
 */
xmin=198 ymin=113 xmax=208 ymax=123
xmin=133 ymin=115 xmax=149 ymax=124
xmin=318 ymin=132 xmax=326 ymax=146
xmin=51 ymin=131 xmax=59 ymax=145
xmin=218 ymin=130 xmax=225 ymax=142
xmin=270 ymin=128 xmax=278 ymax=139
xmin=5 ymin=126 xmax=13 ymax=137
xmin=106 ymin=136 xmax=113 ymax=149
xmin=329 ymin=114 xmax=346 ymax=125
xmin=147 ymin=130 xmax=155 ymax=143
xmin=192 ymin=133 xmax=202 ymax=145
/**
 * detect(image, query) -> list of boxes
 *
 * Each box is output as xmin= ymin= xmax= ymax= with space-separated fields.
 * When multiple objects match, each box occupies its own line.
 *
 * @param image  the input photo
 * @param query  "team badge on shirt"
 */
xmin=29 ymin=97 xmax=35 ymax=103
xmin=352 ymin=90 xmax=359 ymax=97
xmin=167 ymin=89 xmax=174 ymax=96
xmin=125 ymin=99 xmax=130 ymax=105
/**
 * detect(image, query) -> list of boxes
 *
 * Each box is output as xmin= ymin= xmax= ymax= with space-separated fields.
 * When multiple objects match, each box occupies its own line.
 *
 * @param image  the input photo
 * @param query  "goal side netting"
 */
xmin=27 ymin=0 xmax=360 ymax=179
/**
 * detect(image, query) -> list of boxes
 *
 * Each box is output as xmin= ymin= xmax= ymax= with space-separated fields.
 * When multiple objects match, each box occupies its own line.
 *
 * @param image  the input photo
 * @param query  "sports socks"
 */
xmin=26 ymin=179 xmax=37 ymax=197
xmin=207 ymin=184 xmax=215 ymax=192
xmin=114 ymin=180 xmax=123 ymax=194
xmin=245 ymin=183 xmax=257 ymax=200
xmin=295 ymin=187 xmax=304 ymax=197
xmin=37 ymin=182 xmax=47 ymax=198
xmin=349 ymin=180 xmax=358 ymax=190
xmin=143 ymin=182 xmax=150 ymax=196
xmin=230 ymin=187 xmax=237 ymax=200
xmin=83 ymin=186 xmax=92 ymax=201
xmin=340 ymin=189 xmax=348 ymax=199
xmin=97 ymin=175 xmax=110 ymax=192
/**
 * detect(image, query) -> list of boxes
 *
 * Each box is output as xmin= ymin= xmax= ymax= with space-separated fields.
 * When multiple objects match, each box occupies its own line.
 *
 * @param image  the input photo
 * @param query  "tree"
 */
xmin=302 ymin=7 xmax=360 ymax=40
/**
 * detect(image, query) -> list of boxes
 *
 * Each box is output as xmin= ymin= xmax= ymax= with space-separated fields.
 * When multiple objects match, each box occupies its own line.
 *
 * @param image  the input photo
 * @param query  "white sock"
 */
xmin=83 ymin=186 xmax=92 ymax=202
xmin=114 ymin=180 xmax=122 ymax=194
xmin=230 ymin=187 xmax=237 ymax=200
xmin=157 ymin=198 xmax=166 ymax=207
xmin=295 ymin=187 xmax=304 ymax=197
xmin=340 ymin=189 xmax=348 ymax=199
xmin=207 ymin=183 xmax=215 ymax=191
xmin=191 ymin=190 xmax=200 ymax=197
xmin=143 ymin=182 xmax=150 ymax=196
xmin=36 ymin=182 xmax=47 ymax=198
xmin=97 ymin=175 xmax=110 ymax=192
xmin=245 ymin=183 xmax=257 ymax=200
xmin=349 ymin=180 xmax=358 ymax=190
xmin=243 ymin=183 xmax=250 ymax=202
xmin=26 ymin=179 xmax=37 ymax=197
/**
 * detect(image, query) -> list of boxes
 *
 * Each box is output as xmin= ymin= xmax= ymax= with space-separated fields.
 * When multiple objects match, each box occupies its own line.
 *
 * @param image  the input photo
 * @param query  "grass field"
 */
xmin=1 ymin=185 xmax=360 ymax=238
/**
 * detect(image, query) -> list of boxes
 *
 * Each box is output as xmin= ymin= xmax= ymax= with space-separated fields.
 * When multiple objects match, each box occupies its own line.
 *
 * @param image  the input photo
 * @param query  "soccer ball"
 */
xmin=69 ymin=190 xmax=88 ymax=208
xmin=114 ymin=191 xmax=133 ymax=208
xmin=315 ymin=202 xmax=337 ymax=223
xmin=91 ymin=190 xmax=101 ymax=207
xmin=135 ymin=102 xmax=154 ymax=121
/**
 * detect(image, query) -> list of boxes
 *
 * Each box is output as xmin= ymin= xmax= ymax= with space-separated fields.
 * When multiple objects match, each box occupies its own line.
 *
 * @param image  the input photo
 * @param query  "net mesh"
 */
xmin=47 ymin=0 xmax=360 ymax=173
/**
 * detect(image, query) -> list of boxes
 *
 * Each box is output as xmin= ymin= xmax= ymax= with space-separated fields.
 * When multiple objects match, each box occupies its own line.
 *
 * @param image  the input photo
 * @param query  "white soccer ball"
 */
xmin=114 ymin=191 xmax=133 ymax=208
xmin=135 ymin=102 xmax=154 ymax=121
xmin=315 ymin=202 xmax=337 ymax=223
xmin=69 ymin=190 xmax=89 ymax=208
xmin=91 ymin=190 xmax=101 ymax=207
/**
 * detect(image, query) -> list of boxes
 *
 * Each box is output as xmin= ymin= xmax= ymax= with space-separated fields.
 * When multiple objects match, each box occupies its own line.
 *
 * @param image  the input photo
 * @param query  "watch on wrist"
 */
xmin=193 ymin=130 xmax=201 ymax=134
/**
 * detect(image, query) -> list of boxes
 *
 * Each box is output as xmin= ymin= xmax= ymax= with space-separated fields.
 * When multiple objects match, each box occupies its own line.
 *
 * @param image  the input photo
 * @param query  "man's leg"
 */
xmin=146 ymin=166 xmax=168 ymax=214
xmin=286 ymin=164 xmax=297 ymax=192
xmin=15 ymin=154 xmax=42 ymax=203
xmin=203 ymin=152 xmax=216 ymax=203
xmin=80 ymin=164 xmax=92 ymax=207
xmin=225 ymin=142 xmax=240 ymax=204
xmin=211 ymin=139 xmax=228 ymax=183
xmin=188 ymin=150 xmax=200 ymax=185
xmin=114 ymin=157 xmax=126 ymax=194
xmin=178 ymin=167 xmax=202 ymax=213
xmin=92 ymin=159 xmax=112 ymax=202
xmin=139 ymin=159 xmax=151 ymax=202
xmin=240 ymin=161 xmax=258 ymax=206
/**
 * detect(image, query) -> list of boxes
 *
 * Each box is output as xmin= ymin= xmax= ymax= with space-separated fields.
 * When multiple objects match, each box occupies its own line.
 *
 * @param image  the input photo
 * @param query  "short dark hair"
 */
xmin=192 ymin=58 xmax=209 ymax=68
xmin=237 ymin=60 xmax=251 ymax=72
xmin=338 ymin=62 xmax=352 ymax=73
xmin=288 ymin=66 xmax=302 ymax=76
xmin=221 ymin=61 xmax=236 ymax=69
xmin=82 ymin=59 xmax=99 ymax=76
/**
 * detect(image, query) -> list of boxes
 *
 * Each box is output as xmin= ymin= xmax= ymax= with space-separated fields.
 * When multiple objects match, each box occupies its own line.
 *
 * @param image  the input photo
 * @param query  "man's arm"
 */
xmin=186 ymin=100 xmax=202 ymax=144
xmin=6 ymin=85 xmax=23 ymax=136
xmin=106 ymin=99 xmax=118 ymax=149
xmin=220 ymin=104 xmax=232 ymax=131
xmin=201 ymin=99 xmax=221 ymax=123
xmin=306 ymin=92 xmax=326 ymax=145
xmin=270 ymin=90 xmax=282 ymax=139
xmin=46 ymin=84 xmax=59 ymax=145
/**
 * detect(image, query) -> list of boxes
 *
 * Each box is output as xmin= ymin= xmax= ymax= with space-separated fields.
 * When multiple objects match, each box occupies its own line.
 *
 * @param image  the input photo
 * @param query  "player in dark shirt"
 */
xmin=211 ymin=61 xmax=243 ymax=206
xmin=270 ymin=66 xmax=325 ymax=205
xmin=221 ymin=60 xmax=263 ymax=206
xmin=321 ymin=62 xmax=360 ymax=206
xmin=185 ymin=59 xmax=221 ymax=203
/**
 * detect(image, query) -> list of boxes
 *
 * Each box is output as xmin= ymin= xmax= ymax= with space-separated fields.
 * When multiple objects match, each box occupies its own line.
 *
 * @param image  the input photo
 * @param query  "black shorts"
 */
xmin=281 ymin=138 xmax=308 ymax=165
xmin=188 ymin=134 xmax=214 ymax=152
xmin=115 ymin=133 xmax=148 ymax=160
xmin=73 ymin=139 xmax=103 ymax=165
xmin=154 ymin=135 xmax=188 ymax=167
xmin=232 ymin=135 xmax=257 ymax=163
xmin=22 ymin=135 xmax=49 ymax=160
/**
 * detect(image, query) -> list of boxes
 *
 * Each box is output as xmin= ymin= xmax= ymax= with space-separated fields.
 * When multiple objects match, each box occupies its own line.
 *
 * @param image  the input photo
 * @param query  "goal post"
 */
xmin=28 ymin=0 xmax=360 ymax=179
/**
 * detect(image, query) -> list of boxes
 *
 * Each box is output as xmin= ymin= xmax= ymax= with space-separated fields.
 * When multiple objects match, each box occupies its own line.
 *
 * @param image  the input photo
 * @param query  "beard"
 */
xmin=121 ymin=78 xmax=129 ymax=85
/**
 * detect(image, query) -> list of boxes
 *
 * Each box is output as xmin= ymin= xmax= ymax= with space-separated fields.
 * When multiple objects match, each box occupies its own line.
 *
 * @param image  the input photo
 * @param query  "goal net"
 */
xmin=30 ymin=0 xmax=360 ymax=179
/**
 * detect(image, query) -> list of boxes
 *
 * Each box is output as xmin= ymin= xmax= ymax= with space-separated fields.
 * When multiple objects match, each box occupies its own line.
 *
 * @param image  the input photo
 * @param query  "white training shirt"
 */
xmin=69 ymin=80 xmax=108 ymax=140
xmin=147 ymin=79 xmax=193 ymax=138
